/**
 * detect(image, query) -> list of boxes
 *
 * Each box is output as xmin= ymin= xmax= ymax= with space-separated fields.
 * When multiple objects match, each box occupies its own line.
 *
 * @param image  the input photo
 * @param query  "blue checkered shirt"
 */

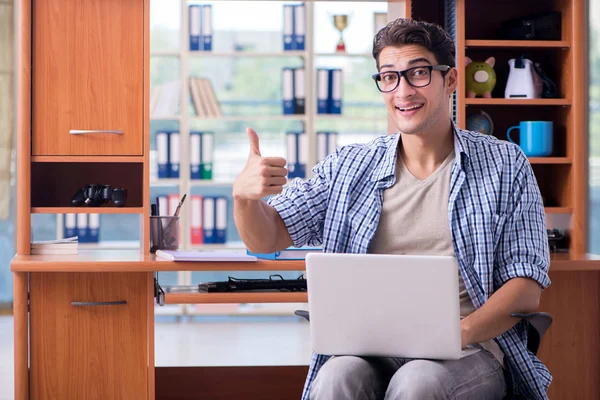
xmin=267 ymin=127 xmax=551 ymax=400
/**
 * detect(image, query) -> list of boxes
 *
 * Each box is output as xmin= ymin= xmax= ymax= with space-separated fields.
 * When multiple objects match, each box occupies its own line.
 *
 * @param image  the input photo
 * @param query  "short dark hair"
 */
xmin=372 ymin=18 xmax=456 ymax=71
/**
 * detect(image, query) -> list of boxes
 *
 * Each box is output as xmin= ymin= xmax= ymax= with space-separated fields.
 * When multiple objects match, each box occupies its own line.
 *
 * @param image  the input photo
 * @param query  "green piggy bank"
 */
xmin=465 ymin=56 xmax=496 ymax=98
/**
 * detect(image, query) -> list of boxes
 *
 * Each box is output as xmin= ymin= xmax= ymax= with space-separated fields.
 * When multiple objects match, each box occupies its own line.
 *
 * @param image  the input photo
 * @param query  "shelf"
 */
xmin=528 ymin=157 xmax=572 ymax=164
xmin=188 ymin=51 xmax=307 ymax=58
xmin=315 ymin=52 xmax=373 ymax=57
xmin=150 ymin=51 xmax=180 ymax=57
xmin=31 ymin=207 xmax=145 ymax=214
xmin=465 ymin=40 xmax=570 ymax=49
xmin=544 ymin=207 xmax=573 ymax=214
xmin=191 ymin=115 xmax=307 ymax=122
xmin=465 ymin=99 xmax=571 ymax=106
xmin=31 ymin=156 xmax=144 ymax=163
xmin=189 ymin=180 xmax=234 ymax=187
xmin=150 ymin=116 xmax=181 ymax=121
xmin=78 ymin=241 xmax=141 ymax=250
xmin=164 ymin=292 xmax=308 ymax=304
xmin=151 ymin=179 xmax=181 ymax=187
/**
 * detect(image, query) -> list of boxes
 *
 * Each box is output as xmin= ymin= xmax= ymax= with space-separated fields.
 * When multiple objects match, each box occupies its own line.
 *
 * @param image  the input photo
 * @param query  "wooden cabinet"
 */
xmin=29 ymin=272 xmax=151 ymax=400
xmin=32 ymin=0 xmax=144 ymax=156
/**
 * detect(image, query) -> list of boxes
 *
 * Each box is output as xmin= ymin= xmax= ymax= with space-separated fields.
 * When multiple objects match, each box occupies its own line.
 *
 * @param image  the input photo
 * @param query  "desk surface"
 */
xmin=10 ymin=250 xmax=600 ymax=272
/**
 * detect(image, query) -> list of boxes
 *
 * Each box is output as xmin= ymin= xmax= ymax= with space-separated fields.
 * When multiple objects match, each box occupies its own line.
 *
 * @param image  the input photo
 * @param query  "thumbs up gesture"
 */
xmin=232 ymin=128 xmax=288 ymax=200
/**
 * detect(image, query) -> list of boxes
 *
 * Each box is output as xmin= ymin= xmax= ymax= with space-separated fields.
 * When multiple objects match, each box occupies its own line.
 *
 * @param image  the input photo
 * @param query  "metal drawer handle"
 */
xmin=71 ymin=301 xmax=127 ymax=306
xmin=70 ymin=130 xmax=124 ymax=135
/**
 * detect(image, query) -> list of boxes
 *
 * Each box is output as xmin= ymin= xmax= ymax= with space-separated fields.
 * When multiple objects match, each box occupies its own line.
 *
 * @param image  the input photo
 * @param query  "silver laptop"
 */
xmin=306 ymin=253 xmax=477 ymax=360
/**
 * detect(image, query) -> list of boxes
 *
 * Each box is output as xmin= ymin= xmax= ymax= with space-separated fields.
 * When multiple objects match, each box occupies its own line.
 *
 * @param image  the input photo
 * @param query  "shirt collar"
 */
xmin=371 ymin=122 xmax=470 ymax=183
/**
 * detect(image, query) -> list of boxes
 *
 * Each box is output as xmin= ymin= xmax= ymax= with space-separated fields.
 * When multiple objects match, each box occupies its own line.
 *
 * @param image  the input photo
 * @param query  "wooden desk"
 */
xmin=11 ymin=251 xmax=600 ymax=399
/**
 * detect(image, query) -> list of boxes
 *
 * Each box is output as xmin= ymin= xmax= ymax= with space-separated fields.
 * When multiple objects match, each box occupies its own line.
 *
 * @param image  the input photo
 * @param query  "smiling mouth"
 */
xmin=396 ymin=104 xmax=424 ymax=112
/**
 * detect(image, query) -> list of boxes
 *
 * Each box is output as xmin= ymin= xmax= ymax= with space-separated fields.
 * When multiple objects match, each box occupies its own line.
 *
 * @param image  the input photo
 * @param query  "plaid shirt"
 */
xmin=267 ymin=126 xmax=552 ymax=400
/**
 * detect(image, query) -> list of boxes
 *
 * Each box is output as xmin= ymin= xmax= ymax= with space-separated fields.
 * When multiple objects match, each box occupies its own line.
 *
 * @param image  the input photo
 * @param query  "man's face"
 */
xmin=377 ymin=44 xmax=457 ymax=135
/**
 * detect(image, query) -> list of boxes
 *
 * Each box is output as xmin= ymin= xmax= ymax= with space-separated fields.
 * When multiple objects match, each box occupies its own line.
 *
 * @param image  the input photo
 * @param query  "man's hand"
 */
xmin=232 ymin=128 xmax=288 ymax=200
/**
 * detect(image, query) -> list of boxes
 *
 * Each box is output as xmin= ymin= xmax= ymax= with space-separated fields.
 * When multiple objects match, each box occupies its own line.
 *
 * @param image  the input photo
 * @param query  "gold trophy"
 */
xmin=333 ymin=15 xmax=349 ymax=53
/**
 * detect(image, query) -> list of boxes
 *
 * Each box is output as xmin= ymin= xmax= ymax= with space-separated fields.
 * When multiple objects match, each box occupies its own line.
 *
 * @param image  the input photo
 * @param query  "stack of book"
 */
xmin=31 ymin=236 xmax=78 ymax=255
xmin=190 ymin=77 xmax=223 ymax=118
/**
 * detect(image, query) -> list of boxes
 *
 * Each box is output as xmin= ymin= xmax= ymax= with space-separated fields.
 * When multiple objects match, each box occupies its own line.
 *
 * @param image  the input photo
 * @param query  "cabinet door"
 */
xmin=32 ymin=0 xmax=144 ymax=156
xmin=30 ymin=272 xmax=150 ymax=400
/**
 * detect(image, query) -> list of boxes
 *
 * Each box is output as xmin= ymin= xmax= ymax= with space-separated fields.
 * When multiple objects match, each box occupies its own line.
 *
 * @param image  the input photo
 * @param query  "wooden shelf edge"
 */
xmin=31 ymin=207 xmax=145 ymax=214
xmin=464 ymin=98 xmax=571 ymax=106
xmin=31 ymin=156 xmax=145 ymax=163
xmin=550 ymin=254 xmax=600 ymax=271
xmin=465 ymin=40 xmax=570 ymax=48
xmin=529 ymin=157 xmax=572 ymax=164
xmin=164 ymin=292 xmax=308 ymax=304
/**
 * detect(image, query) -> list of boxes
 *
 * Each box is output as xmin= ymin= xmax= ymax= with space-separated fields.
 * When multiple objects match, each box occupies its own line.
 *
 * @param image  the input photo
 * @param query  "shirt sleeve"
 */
xmin=493 ymin=148 xmax=551 ymax=290
xmin=266 ymin=151 xmax=337 ymax=248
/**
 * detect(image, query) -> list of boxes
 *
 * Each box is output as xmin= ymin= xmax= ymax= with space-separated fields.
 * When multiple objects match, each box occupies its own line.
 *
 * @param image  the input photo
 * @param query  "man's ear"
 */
xmin=445 ymin=67 xmax=458 ymax=95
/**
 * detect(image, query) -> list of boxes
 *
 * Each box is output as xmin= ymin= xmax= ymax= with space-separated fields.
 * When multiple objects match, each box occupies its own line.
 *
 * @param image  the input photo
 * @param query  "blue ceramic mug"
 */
xmin=506 ymin=121 xmax=553 ymax=157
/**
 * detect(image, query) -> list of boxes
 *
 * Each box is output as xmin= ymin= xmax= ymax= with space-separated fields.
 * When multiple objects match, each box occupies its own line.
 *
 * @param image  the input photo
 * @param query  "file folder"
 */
xmin=294 ymin=68 xmax=305 ymax=115
xmin=202 ymin=5 xmax=212 ymax=51
xmin=189 ymin=5 xmax=202 ymax=51
xmin=157 ymin=131 xmax=170 ymax=179
xmin=203 ymin=197 xmax=215 ymax=244
xmin=282 ymin=68 xmax=295 ymax=115
xmin=215 ymin=197 xmax=227 ymax=244
xmin=317 ymin=131 xmax=328 ymax=162
xmin=169 ymin=131 xmax=180 ymax=178
xmin=64 ymin=213 xmax=77 ymax=238
xmin=317 ymin=69 xmax=330 ymax=114
xmin=283 ymin=5 xmax=294 ymax=51
xmin=297 ymin=131 xmax=308 ymax=178
xmin=286 ymin=131 xmax=297 ymax=177
xmin=294 ymin=4 xmax=305 ymax=51
xmin=76 ymin=214 xmax=89 ymax=243
xmin=201 ymin=131 xmax=214 ymax=180
xmin=190 ymin=131 xmax=202 ymax=180
xmin=329 ymin=69 xmax=343 ymax=114
xmin=88 ymin=214 xmax=100 ymax=243
xmin=191 ymin=195 xmax=203 ymax=245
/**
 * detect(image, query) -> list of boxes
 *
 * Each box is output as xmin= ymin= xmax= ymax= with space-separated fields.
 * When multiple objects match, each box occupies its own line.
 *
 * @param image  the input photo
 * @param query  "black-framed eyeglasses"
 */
xmin=372 ymin=65 xmax=451 ymax=92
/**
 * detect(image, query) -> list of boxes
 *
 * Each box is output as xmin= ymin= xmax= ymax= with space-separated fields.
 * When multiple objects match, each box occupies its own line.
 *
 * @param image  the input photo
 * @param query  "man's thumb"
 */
xmin=247 ymin=128 xmax=261 ymax=156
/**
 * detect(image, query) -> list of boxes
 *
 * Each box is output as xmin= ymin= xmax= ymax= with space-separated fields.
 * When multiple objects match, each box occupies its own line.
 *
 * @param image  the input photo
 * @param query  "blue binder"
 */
xmin=157 ymin=131 xmax=170 ymax=179
xmin=168 ymin=131 xmax=180 ymax=178
xmin=190 ymin=131 xmax=202 ymax=180
xmin=215 ymin=197 xmax=227 ymax=244
xmin=189 ymin=5 xmax=202 ymax=51
xmin=283 ymin=5 xmax=294 ymax=51
xmin=64 ymin=214 xmax=77 ymax=238
xmin=317 ymin=69 xmax=329 ymax=114
xmin=282 ymin=68 xmax=295 ymax=114
xmin=202 ymin=5 xmax=212 ymax=51
xmin=329 ymin=68 xmax=343 ymax=114
xmin=203 ymin=197 xmax=215 ymax=244
xmin=294 ymin=4 xmax=305 ymax=51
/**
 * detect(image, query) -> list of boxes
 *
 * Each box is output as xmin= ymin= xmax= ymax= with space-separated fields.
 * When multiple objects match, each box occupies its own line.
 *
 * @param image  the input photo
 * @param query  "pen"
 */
xmin=151 ymin=204 xmax=157 ymax=216
xmin=155 ymin=196 xmax=160 ymax=216
xmin=173 ymin=194 xmax=187 ymax=217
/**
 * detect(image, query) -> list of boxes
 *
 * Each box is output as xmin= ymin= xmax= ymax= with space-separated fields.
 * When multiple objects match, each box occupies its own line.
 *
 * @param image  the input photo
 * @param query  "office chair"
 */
xmin=294 ymin=310 xmax=552 ymax=399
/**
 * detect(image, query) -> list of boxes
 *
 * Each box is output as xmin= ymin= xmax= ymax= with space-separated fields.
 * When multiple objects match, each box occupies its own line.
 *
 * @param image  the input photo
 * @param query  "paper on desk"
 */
xmin=155 ymin=250 xmax=257 ymax=262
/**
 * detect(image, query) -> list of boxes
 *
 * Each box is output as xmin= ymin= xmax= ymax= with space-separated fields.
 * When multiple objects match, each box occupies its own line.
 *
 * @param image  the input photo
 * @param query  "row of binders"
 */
xmin=317 ymin=68 xmax=343 ymax=114
xmin=157 ymin=131 xmax=214 ymax=180
xmin=282 ymin=68 xmax=305 ymax=115
xmin=190 ymin=77 xmax=223 ymax=117
xmin=189 ymin=4 xmax=213 ymax=51
xmin=283 ymin=3 xmax=306 ymax=51
xmin=283 ymin=68 xmax=344 ymax=115
xmin=156 ymin=194 xmax=228 ymax=244
xmin=64 ymin=214 xmax=100 ymax=244
xmin=286 ymin=131 xmax=339 ymax=178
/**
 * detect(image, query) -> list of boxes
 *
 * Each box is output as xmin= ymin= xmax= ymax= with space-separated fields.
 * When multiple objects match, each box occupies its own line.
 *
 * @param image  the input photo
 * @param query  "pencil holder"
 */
xmin=150 ymin=216 xmax=180 ymax=253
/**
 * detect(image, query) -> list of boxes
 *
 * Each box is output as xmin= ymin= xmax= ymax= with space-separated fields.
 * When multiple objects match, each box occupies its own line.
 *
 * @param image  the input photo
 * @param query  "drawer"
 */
xmin=30 ymin=272 xmax=150 ymax=400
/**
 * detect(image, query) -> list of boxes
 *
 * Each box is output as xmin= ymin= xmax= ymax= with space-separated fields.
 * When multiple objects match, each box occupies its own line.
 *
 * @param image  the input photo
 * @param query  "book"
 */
xmin=246 ymin=246 xmax=321 ymax=260
xmin=156 ymin=250 xmax=257 ymax=262
xmin=31 ymin=236 xmax=79 ymax=255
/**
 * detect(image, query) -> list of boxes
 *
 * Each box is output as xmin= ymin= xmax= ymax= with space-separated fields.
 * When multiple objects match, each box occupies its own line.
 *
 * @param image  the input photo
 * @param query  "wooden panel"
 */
xmin=32 ymin=156 xmax=145 ymax=163
xmin=155 ymin=366 xmax=308 ymax=400
xmin=164 ymin=292 xmax=308 ymax=304
xmin=17 ymin=0 xmax=31 ymax=255
xmin=538 ymin=271 xmax=600 ymax=398
xmin=30 ymin=162 xmax=144 ymax=208
xmin=32 ymin=0 xmax=144 ymax=156
xmin=31 ymin=207 xmax=145 ymax=214
xmin=142 ymin=0 xmax=151 ymax=255
xmin=30 ymin=272 xmax=149 ymax=400
xmin=465 ymin=40 xmax=570 ymax=48
xmin=0 ymin=0 xmax=13 ymax=220
xmin=13 ymin=272 xmax=28 ymax=400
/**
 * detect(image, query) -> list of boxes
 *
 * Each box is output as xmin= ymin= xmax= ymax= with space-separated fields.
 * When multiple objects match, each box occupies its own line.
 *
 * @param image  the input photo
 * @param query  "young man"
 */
xmin=232 ymin=18 xmax=551 ymax=400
